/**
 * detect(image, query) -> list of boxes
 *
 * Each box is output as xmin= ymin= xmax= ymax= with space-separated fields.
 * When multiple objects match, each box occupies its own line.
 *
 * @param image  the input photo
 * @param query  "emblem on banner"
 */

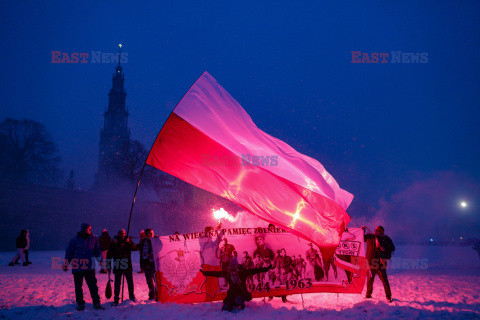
xmin=160 ymin=249 xmax=202 ymax=294
xmin=336 ymin=241 xmax=361 ymax=256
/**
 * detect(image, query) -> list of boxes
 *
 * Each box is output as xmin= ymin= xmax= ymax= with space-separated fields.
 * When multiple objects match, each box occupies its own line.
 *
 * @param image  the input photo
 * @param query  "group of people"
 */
xmin=8 ymin=222 xmax=397 ymax=311
xmin=62 ymin=223 xmax=157 ymax=311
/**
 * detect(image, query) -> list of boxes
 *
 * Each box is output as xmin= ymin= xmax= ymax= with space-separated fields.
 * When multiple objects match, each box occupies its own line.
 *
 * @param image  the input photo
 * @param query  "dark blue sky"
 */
xmin=1 ymin=1 xmax=479 ymax=208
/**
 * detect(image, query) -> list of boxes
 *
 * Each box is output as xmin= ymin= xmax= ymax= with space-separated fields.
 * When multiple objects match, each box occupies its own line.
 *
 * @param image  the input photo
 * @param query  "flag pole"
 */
xmin=124 ymin=110 xmax=177 ymax=237
xmin=124 ymin=71 xmax=205 ymax=235
xmin=121 ymin=110 xmax=176 ymax=302
xmin=126 ymin=162 xmax=147 ymax=237
xmin=121 ymin=72 xmax=208 ymax=302
xmin=122 ymin=161 xmax=147 ymax=302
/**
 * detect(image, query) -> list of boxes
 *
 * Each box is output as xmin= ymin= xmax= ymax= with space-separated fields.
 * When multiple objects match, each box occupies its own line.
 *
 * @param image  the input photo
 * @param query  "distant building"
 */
xmin=95 ymin=48 xmax=130 ymax=189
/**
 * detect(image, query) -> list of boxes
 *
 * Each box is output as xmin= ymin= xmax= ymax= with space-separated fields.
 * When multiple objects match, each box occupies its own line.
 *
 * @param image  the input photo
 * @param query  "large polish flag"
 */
xmin=146 ymin=72 xmax=353 ymax=258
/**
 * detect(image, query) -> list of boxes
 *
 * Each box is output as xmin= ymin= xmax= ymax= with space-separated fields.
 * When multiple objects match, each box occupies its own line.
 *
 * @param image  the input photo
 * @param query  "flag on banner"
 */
xmin=146 ymin=72 xmax=353 ymax=259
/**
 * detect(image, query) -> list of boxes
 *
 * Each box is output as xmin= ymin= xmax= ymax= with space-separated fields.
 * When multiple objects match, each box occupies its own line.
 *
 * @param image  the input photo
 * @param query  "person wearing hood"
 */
xmin=63 ymin=223 xmax=104 ymax=311
xmin=107 ymin=229 xmax=138 ymax=305
xmin=9 ymin=230 xmax=28 ymax=266
xmin=98 ymin=229 xmax=111 ymax=274
xmin=200 ymin=260 xmax=272 ymax=312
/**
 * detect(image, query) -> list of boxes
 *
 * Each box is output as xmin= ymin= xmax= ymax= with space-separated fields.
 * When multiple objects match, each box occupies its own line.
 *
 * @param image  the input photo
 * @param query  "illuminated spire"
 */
xmin=117 ymin=43 xmax=123 ymax=67
xmin=114 ymin=44 xmax=124 ymax=79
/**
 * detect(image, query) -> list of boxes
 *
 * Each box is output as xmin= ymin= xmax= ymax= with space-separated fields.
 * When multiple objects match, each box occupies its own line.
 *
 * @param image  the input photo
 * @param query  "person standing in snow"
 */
xmin=138 ymin=229 xmax=146 ymax=273
xmin=63 ymin=223 xmax=104 ymax=311
xmin=23 ymin=230 xmax=31 ymax=265
xmin=9 ymin=230 xmax=29 ymax=266
xmin=98 ymin=229 xmax=111 ymax=274
xmin=11 ymin=230 xmax=32 ymax=265
xmin=107 ymin=229 xmax=137 ymax=305
xmin=138 ymin=228 xmax=156 ymax=300
xmin=364 ymin=225 xmax=395 ymax=302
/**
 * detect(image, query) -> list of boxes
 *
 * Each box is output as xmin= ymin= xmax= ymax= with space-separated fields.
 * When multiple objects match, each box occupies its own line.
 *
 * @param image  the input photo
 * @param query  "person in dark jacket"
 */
xmin=98 ymin=229 xmax=111 ymax=273
xmin=137 ymin=229 xmax=146 ymax=273
xmin=9 ymin=230 xmax=28 ymax=266
xmin=107 ymin=229 xmax=138 ymax=305
xmin=13 ymin=230 xmax=32 ymax=265
xmin=23 ymin=230 xmax=31 ymax=264
xmin=201 ymin=262 xmax=272 ymax=312
xmin=364 ymin=225 xmax=395 ymax=302
xmin=63 ymin=223 xmax=104 ymax=311
xmin=137 ymin=228 xmax=156 ymax=300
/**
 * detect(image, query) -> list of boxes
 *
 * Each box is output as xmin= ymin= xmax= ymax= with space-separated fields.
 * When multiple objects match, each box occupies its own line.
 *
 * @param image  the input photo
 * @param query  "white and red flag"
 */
xmin=146 ymin=72 xmax=353 ymax=259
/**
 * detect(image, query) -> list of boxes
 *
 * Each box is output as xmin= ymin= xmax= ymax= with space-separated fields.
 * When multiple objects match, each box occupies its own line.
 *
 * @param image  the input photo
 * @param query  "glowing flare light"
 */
xmin=212 ymin=208 xmax=237 ymax=222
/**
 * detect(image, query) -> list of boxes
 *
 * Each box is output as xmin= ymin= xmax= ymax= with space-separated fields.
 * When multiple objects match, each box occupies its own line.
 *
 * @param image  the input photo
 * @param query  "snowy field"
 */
xmin=0 ymin=245 xmax=479 ymax=320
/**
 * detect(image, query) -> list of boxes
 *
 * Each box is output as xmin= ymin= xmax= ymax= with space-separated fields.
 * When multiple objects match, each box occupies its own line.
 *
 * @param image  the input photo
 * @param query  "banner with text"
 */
xmin=151 ymin=227 xmax=366 ymax=303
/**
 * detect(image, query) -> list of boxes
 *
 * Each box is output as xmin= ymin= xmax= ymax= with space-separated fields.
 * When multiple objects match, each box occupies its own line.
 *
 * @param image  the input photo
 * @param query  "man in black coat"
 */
xmin=99 ymin=229 xmax=111 ymax=274
xmin=364 ymin=225 xmax=395 ymax=302
xmin=200 ymin=262 xmax=272 ymax=312
xmin=63 ymin=223 xmax=104 ymax=311
xmin=107 ymin=229 xmax=137 ymax=305
xmin=137 ymin=228 xmax=156 ymax=300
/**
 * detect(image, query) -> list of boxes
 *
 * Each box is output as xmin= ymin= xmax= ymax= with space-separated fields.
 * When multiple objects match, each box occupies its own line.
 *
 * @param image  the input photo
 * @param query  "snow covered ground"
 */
xmin=0 ymin=245 xmax=479 ymax=319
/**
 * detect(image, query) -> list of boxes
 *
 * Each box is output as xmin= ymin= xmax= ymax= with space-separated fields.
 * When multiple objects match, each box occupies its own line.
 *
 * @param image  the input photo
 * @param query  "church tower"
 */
xmin=95 ymin=44 xmax=130 ymax=188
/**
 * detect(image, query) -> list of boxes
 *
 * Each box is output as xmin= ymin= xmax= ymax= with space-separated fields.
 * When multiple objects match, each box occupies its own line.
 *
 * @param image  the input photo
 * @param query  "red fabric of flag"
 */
xmin=146 ymin=72 xmax=353 ymax=259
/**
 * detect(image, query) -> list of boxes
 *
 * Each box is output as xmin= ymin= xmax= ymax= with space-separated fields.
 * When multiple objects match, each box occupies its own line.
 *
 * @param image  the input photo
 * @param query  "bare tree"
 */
xmin=0 ymin=118 xmax=62 ymax=184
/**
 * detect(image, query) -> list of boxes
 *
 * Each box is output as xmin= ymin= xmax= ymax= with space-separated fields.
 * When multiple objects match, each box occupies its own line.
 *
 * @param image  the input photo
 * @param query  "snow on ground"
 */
xmin=0 ymin=245 xmax=479 ymax=319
